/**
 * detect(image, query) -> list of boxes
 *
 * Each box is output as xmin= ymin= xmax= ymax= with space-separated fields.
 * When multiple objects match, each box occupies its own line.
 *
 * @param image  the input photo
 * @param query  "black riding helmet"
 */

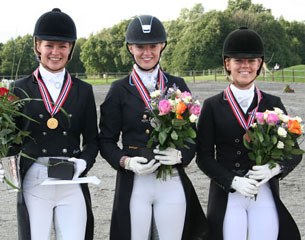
xmin=126 ymin=15 xmax=167 ymax=44
xmin=126 ymin=15 xmax=167 ymax=71
xmin=223 ymin=27 xmax=264 ymax=75
xmin=33 ymin=8 xmax=77 ymax=61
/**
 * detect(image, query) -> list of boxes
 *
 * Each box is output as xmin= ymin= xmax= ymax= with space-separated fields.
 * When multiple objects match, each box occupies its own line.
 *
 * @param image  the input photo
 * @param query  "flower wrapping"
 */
xmin=147 ymin=85 xmax=201 ymax=180
xmin=0 ymin=84 xmax=36 ymax=190
xmin=0 ymin=155 xmax=21 ymax=191
xmin=243 ymin=107 xmax=304 ymax=168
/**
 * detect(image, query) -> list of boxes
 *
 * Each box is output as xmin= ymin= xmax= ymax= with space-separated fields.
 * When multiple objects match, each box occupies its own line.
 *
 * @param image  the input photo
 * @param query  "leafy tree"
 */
xmin=80 ymin=21 xmax=130 ymax=75
xmin=108 ymin=19 xmax=132 ymax=72
xmin=165 ymin=5 xmax=234 ymax=73
xmin=67 ymin=37 xmax=86 ymax=74
xmin=0 ymin=43 xmax=3 ymax=70
xmin=163 ymin=4 xmax=206 ymax=73
xmin=258 ymin=15 xmax=297 ymax=67
xmin=0 ymin=35 xmax=36 ymax=79
xmin=281 ymin=19 xmax=305 ymax=64
xmin=224 ymin=1 xmax=299 ymax=68
xmin=227 ymin=0 xmax=267 ymax=13
xmin=80 ymin=34 xmax=106 ymax=74
xmin=2 ymin=1 xmax=305 ymax=75
xmin=162 ymin=18 xmax=188 ymax=72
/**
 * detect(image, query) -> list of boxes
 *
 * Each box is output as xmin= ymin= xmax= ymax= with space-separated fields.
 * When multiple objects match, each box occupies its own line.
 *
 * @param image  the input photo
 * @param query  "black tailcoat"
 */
xmin=99 ymin=73 xmax=209 ymax=240
xmin=12 ymin=73 xmax=98 ymax=240
xmin=196 ymin=89 xmax=302 ymax=240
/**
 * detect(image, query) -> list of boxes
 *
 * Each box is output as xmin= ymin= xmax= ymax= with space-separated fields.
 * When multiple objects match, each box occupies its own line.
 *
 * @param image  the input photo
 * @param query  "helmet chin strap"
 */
xmin=40 ymin=62 xmax=65 ymax=73
xmin=231 ymin=77 xmax=256 ymax=90
xmin=135 ymin=60 xmax=160 ymax=72
xmin=128 ymin=42 xmax=166 ymax=72
xmin=246 ymin=77 xmax=257 ymax=88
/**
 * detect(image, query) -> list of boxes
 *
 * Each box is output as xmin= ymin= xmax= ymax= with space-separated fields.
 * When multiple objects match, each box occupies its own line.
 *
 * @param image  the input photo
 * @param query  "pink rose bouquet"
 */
xmin=243 ymin=107 xmax=304 ymax=167
xmin=147 ymin=85 xmax=201 ymax=180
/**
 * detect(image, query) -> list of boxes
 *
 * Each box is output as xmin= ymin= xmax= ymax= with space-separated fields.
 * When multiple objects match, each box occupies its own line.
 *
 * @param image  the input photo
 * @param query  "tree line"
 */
xmin=1 ymin=0 xmax=305 ymax=79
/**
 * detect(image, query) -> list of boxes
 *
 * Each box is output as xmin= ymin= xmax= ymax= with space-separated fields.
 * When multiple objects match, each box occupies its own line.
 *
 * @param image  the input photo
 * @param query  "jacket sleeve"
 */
xmin=98 ymin=81 xmax=126 ymax=170
xmin=79 ymin=85 xmax=99 ymax=174
xmin=196 ymin=98 xmax=236 ymax=193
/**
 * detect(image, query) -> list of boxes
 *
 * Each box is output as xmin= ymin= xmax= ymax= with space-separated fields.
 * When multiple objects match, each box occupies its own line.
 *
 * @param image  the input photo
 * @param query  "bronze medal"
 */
xmin=47 ymin=117 xmax=58 ymax=129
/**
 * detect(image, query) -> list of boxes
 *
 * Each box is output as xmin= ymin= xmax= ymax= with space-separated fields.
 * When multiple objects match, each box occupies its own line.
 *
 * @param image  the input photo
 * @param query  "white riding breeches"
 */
xmin=223 ymin=183 xmax=279 ymax=240
xmin=23 ymin=162 xmax=87 ymax=240
xmin=129 ymin=171 xmax=186 ymax=240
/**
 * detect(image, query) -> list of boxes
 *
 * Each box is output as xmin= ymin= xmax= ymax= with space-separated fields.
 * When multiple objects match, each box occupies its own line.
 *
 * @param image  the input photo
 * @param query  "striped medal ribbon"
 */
xmin=131 ymin=68 xmax=165 ymax=110
xmin=224 ymin=85 xmax=262 ymax=130
xmin=33 ymin=68 xmax=72 ymax=129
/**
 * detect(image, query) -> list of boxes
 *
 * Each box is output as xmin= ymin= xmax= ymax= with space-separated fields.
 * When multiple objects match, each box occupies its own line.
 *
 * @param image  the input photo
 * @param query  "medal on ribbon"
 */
xmin=224 ymin=85 xmax=262 ymax=130
xmin=33 ymin=68 xmax=72 ymax=129
xmin=47 ymin=117 xmax=59 ymax=129
xmin=130 ymin=68 xmax=165 ymax=110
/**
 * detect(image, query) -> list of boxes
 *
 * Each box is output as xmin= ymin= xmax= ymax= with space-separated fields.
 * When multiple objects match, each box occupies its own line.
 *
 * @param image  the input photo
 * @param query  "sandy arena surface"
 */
xmin=1 ymin=81 xmax=304 ymax=239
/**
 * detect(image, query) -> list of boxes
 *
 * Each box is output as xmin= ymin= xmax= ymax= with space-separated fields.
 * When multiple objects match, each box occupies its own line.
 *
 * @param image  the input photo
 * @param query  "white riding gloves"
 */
xmin=247 ymin=163 xmax=282 ymax=187
xmin=153 ymin=147 xmax=182 ymax=165
xmin=68 ymin=157 xmax=87 ymax=179
xmin=231 ymin=176 xmax=259 ymax=198
xmin=0 ymin=163 xmax=5 ymax=183
xmin=125 ymin=157 xmax=160 ymax=175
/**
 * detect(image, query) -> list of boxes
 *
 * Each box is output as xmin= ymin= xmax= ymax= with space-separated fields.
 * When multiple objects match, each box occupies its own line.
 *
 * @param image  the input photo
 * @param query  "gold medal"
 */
xmin=47 ymin=117 xmax=58 ymax=129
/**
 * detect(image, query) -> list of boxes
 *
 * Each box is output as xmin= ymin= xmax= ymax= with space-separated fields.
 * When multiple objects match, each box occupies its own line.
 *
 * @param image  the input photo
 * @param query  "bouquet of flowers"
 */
xmin=147 ymin=85 xmax=201 ymax=180
xmin=0 ymin=84 xmax=35 ymax=190
xmin=243 ymin=107 xmax=304 ymax=168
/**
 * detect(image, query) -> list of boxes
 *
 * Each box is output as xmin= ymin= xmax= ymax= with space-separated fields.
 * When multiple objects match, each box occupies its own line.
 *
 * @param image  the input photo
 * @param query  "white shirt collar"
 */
xmin=134 ymin=64 xmax=159 ymax=92
xmin=230 ymin=84 xmax=255 ymax=98
xmin=39 ymin=65 xmax=65 ymax=101
xmin=230 ymin=84 xmax=255 ymax=113
xmin=134 ymin=64 xmax=159 ymax=80
xmin=39 ymin=65 xmax=65 ymax=83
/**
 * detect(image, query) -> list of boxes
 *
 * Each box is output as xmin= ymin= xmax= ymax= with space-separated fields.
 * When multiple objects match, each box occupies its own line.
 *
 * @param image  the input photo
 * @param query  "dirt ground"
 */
xmin=1 ymin=81 xmax=304 ymax=239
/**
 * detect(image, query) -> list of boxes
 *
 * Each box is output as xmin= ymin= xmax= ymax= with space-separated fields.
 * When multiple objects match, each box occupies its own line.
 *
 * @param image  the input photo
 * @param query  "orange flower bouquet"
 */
xmin=243 ymin=107 xmax=304 ymax=168
xmin=147 ymin=85 xmax=201 ymax=180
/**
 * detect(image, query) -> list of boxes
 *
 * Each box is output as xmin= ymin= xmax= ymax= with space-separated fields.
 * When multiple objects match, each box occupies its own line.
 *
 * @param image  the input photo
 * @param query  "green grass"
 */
xmin=85 ymin=78 xmax=117 ymax=85
xmin=258 ymin=64 xmax=305 ymax=82
xmin=83 ymin=65 xmax=305 ymax=85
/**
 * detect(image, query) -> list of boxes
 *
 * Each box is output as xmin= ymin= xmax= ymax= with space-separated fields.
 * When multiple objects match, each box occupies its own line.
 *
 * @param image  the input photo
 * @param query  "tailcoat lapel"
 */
xmin=124 ymin=75 xmax=145 ymax=101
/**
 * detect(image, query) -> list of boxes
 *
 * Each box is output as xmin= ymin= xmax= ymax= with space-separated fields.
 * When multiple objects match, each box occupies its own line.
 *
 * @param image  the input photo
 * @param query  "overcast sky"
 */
xmin=1 ymin=0 xmax=304 ymax=43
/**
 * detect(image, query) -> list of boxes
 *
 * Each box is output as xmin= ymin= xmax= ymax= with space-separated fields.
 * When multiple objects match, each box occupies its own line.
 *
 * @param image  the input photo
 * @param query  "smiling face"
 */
xmin=225 ymin=57 xmax=263 ymax=89
xmin=36 ymin=40 xmax=72 ymax=73
xmin=128 ymin=43 xmax=165 ymax=71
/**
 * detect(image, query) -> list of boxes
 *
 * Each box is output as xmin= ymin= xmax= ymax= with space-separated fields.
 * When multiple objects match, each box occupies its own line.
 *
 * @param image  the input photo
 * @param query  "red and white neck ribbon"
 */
xmin=224 ymin=85 xmax=262 ymax=130
xmin=33 ymin=68 xmax=72 ymax=117
xmin=131 ymin=68 xmax=165 ymax=110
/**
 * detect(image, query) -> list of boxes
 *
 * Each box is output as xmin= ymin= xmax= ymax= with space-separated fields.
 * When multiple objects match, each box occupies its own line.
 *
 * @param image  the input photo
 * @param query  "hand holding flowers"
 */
xmin=153 ymin=147 xmax=182 ymax=166
xmin=248 ymin=163 xmax=281 ymax=187
xmin=147 ymin=85 xmax=201 ymax=180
